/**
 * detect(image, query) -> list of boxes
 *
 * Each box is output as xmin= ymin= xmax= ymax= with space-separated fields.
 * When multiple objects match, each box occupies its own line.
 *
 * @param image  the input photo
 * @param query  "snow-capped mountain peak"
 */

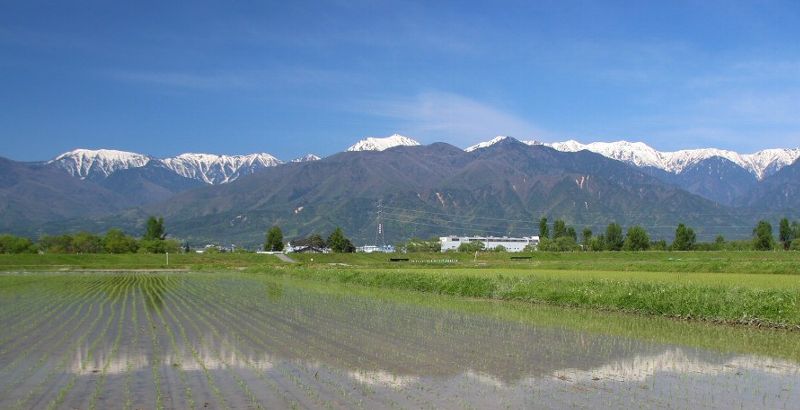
xmin=49 ymin=148 xmax=151 ymax=179
xmin=292 ymin=154 xmax=321 ymax=163
xmin=463 ymin=137 xmax=800 ymax=179
xmin=160 ymin=153 xmax=283 ymax=184
xmin=464 ymin=136 xmax=511 ymax=152
xmin=346 ymin=134 xmax=421 ymax=152
xmin=548 ymin=140 xmax=666 ymax=169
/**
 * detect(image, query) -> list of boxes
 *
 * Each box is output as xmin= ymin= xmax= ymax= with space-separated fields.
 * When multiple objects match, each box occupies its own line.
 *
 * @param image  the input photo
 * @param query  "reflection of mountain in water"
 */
xmin=70 ymin=277 xmax=800 ymax=388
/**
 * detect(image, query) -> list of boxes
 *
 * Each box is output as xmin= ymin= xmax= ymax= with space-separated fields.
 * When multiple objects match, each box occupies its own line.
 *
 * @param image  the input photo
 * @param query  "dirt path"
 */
xmin=274 ymin=253 xmax=297 ymax=263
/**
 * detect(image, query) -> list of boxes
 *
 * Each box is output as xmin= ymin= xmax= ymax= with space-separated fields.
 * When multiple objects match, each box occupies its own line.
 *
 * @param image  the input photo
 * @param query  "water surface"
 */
xmin=0 ymin=272 xmax=798 ymax=409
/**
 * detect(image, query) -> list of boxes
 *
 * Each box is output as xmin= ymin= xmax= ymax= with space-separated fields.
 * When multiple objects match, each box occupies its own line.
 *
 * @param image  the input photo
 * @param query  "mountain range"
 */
xmin=1 ymin=135 xmax=798 ymax=246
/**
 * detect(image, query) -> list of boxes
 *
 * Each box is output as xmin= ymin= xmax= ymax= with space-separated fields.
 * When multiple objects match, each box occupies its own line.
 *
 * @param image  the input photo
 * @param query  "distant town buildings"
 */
xmin=356 ymin=245 xmax=395 ymax=253
xmin=439 ymin=235 xmax=540 ymax=252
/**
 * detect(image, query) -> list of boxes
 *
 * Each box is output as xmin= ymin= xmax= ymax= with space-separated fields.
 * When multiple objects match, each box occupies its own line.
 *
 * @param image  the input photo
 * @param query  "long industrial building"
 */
xmin=439 ymin=235 xmax=540 ymax=252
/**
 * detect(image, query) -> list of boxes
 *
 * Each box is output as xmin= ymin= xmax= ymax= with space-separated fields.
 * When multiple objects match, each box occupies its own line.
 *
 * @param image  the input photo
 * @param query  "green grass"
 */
xmin=290 ymin=250 xmax=800 ymax=274
xmin=2 ymin=251 xmax=799 ymax=328
xmin=254 ymin=266 xmax=800 ymax=328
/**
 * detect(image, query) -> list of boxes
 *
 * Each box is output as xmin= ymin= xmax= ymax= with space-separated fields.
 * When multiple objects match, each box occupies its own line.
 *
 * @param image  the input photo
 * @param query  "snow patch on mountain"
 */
xmin=49 ymin=149 xmax=151 ymax=179
xmin=291 ymin=154 xmax=321 ymax=162
xmin=160 ymin=153 xmax=282 ymax=184
xmin=347 ymin=134 xmax=420 ymax=152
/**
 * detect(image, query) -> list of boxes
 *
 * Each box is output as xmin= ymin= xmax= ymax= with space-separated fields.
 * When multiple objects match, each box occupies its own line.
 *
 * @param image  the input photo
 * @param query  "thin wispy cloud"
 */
xmin=112 ymin=71 xmax=254 ymax=89
xmin=109 ymin=67 xmax=362 ymax=91
xmin=362 ymin=91 xmax=546 ymax=147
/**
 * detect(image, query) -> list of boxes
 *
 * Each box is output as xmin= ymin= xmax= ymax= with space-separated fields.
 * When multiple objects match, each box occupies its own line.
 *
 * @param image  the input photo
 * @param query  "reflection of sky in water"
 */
xmin=3 ymin=273 xmax=799 ymax=409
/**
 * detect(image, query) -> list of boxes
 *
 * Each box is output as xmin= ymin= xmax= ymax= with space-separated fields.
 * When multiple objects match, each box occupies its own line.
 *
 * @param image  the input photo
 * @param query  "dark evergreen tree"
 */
xmin=327 ymin=227 xmax=355 ymax=253
xmin=538 ymin=217 xmax=549 ymax=239
xmin=672 ymin=223 xmax=696 ymax=251
xmin=553 ymin=219 xmax=567 ymax=239
xmin=779 ymin=217 xmax=792 ymax=250
xmin=144 ymin=216 xmax=166 ymax=240
xmin=581 ymin=228 xmax=592 ymax=250
xmin=605 ymin=223 xmax=624 ymax=251
xmin=753 ymin=220 xmax=775 ymax=251
xmin=264 ymin=226 xmax=284 ymax=252
xmin=623 ymin=226 xmax=650 ymax=251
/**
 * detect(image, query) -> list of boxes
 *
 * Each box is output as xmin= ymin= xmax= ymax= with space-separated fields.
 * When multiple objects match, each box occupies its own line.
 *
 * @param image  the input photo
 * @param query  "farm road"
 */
xmin=274 ymin=253 xmax=297 ymax=263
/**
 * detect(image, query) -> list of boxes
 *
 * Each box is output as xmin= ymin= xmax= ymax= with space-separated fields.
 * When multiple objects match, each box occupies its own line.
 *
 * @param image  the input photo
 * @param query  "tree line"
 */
xmin=393 ymin=217 xmax=800 ymax=253
xmin=265 ymin=226 xmax=356 ymax=253
xmin=534 ymin=217 xmax=800 ymax=252
xmin=0 ymin=216 xmax=180 ymax=254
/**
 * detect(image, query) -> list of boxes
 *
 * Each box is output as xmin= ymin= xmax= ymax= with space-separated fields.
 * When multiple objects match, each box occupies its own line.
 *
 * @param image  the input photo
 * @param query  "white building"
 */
xmin=439 ymin=235 xmax=540 ymax=252
xmin=357 ymin=245 xmax=395 ymax=253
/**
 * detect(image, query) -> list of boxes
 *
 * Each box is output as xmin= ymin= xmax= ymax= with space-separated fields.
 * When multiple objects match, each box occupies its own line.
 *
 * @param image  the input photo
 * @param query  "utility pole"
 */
xmin=374 ymin=199 xmax=387 ymax=250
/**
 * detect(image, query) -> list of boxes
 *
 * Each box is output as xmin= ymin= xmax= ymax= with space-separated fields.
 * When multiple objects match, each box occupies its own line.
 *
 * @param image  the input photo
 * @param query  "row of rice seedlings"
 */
xmin=87 ymin=275 xmax=132 ymax=410
xmin=221 ymin=277 xmax=584 ymax=407
xmin=157 ymin=275 xmax=263 ymax=409
xmin=241 ymin=277 xmax=555 ymax=405
xmin=166 ymin=279 xmax=302 ymax=409
xmin=179 ymin=276 xmax=393 ymax=408
xmin=0 ymin=275 xmax=105 ymax=356
xmin=191 ymin=278 xmax=421 ymax=401
xmin=148 ymin=277 xmax=230 ymax=410
xmin=173 ymin=277 xmax=319 ymax=408
xmin=44 ymin=274 xmax=128 ymax=410
xmin=141 ymin=274 xmax=168 ymax=409
xmin=179 ymin=277 xmax=372 ymax=407
xmin=0 ymin=274 xmax=87 ymax=340
xmin=122 ymin=275 xmax=140 ymax=410
xmin=140 ymin=274 xmax=196 ymax=409
xmin=0 ymin=276 xmax=110 ymax=399
xmin=11 ymin=277 xmax=117 ymax=409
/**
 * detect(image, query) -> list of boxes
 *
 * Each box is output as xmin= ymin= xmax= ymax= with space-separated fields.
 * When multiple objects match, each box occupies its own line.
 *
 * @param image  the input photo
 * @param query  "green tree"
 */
xmin=72 ymin=232 xmax=104 ymax=253
xmin=538 ymin=217 xmax=549 ymax=239
xmin=103 ymin=229 xmax=138 ymax=253
xmin=581 ymin=228 xmax=592 ymax=249
xmin=264 ymin=226 xmax=284 ymax=252
xmin=672 ymin=223 xmax=696 ymax=251
xmin=605 ymin=223 xmax=624 ymax=251
xmin=405 ymin=237 xmax=441 ymax=252
xmin=650 ymin=239 xmax=668 ymax=250
xmin=457 ymin=241 xmax=485 ymax=253
xmin=139 ymin=239 xmax=180 ymax=254
xmin=327 ymin=227 xmax=355 ymax=253
xmin=623 ymin=226 xmax=650 ymax=251
xmin=553 ymin=219 xmax=567 ymax=239
xmin=566 ymin=226 xmax=577 ymax=241
xmin=39 ymin=234 xmax=74 ymax=253
xmin=0 ymin=234 xmax=36 ymax=254
xmin=779 ymin=217 xmax=793 ymax=250
xmin=753 ymin=220 xmax=775 ymax=251
xmin=589 ymin=235 xmax=605 ymax=251
xmin=553 ymin=236 xmax=580 ymax=251
xmin=144 ymin=216 xmax=166 ymax=241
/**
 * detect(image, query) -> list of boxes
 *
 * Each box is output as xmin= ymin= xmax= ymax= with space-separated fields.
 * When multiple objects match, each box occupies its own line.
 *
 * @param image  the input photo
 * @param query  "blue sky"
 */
xmin=1 ymin=1 xmax=799 ymax=161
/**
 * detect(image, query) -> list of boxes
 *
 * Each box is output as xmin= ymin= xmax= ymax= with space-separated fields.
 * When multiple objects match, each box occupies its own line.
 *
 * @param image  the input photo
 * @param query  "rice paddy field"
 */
xmin=1 ymin=269 xmax=800 ymax=409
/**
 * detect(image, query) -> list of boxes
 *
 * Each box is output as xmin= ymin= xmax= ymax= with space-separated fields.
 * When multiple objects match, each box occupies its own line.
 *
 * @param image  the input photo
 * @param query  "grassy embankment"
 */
xmin=1 ymin=251 xmax=799 ymax=328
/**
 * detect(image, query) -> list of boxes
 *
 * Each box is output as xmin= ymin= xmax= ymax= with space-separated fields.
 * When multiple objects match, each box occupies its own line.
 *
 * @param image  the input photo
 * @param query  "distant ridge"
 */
xmin=465 ymin=137 xmax=800 ymax=180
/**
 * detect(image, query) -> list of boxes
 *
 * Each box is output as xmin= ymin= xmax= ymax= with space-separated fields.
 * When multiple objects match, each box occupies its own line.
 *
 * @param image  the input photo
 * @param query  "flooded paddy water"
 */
xmin=0 ymin=271 xmax=798 ymax=409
